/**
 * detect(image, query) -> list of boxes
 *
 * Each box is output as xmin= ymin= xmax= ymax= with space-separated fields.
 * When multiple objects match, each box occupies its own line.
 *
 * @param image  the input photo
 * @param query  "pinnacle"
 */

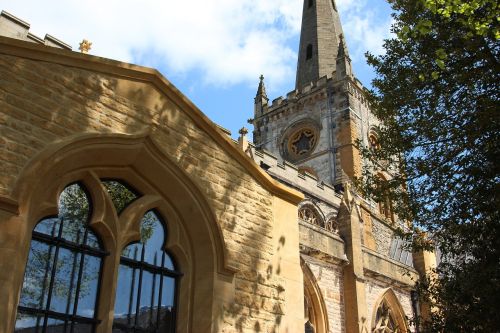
xmin=256 ymin=74 xmax=267 ymax=99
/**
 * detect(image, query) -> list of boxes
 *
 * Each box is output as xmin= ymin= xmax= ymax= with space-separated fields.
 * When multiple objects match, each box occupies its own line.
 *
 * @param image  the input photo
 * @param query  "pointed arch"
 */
xmin=298 ymin=201 xmax=325 ymax=228
xmin=371 ymin=288 xmax=409 ymax=333
xmin=8 ymin=132 xmax=237 ymax=332
xmin=302 ymin=261 xmax=329 ymax=333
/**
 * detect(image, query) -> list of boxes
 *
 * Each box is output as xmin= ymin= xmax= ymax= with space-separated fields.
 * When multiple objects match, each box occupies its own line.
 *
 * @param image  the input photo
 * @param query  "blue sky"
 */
xmin=0 ymin=0 xmax=393 ymax=138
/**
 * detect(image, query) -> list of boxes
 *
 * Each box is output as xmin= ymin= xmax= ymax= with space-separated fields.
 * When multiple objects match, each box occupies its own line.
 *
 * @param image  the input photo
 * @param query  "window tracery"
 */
xmin=371 ymin=290 xmax=408 ymax=333
xmin=299 ymin=206 xmax=323 ymax=228
xmin=325 ymin=217 xmax=339 ymax=233
xmin=15 ymin=179 xmax=180 ymax=333
xmin=373 ymin=300 xmax=400 ymax=333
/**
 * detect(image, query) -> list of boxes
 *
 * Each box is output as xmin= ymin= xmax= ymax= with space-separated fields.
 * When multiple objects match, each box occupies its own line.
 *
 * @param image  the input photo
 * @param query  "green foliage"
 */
xmin=358 ymin=0 xmax=500 ymax=331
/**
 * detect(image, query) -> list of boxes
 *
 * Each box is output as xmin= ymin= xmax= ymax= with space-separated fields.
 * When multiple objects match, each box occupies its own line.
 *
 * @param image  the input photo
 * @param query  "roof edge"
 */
xmin=0 ymin=36 xmax=304 ymax=205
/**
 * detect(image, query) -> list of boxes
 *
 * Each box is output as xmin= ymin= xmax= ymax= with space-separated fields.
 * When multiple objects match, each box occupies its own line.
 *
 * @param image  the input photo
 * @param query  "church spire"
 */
xmin=295 ymin=0 xmax=346 ymax=90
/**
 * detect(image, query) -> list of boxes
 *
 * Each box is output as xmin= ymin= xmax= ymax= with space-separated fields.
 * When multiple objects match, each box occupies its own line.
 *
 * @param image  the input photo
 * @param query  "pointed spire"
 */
xmin=255 ymin=74 xmax=267 ymax=100
xmin=337 ymin=33 xmax=349 ymax=58
xmin=295 ymin=0 xmax=347 ymax=90
xmin=254 ymin=75 xmax=269 ymax=118
xmin=336 ymin=33 xmax=353 ymax=79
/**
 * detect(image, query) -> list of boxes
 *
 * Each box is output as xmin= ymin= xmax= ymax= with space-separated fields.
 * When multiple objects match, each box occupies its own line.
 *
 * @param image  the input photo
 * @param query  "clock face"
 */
xmin=283 ymin=124 xmax=319 ymax=161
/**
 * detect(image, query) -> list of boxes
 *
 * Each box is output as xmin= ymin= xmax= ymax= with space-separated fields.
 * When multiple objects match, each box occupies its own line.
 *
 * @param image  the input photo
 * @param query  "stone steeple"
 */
xmin=295 ymin=0 xmax=345 ymax=90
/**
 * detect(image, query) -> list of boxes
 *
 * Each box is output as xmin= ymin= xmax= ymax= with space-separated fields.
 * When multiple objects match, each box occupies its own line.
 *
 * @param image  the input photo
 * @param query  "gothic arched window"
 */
xmin=373 ymin=300 xmax=399 ymax=333
xmin=112 ymin=210 xmax=180 ymax=333
xmin=372 ymin=289 xmax=409 ymax=333
xmin=15 ymin=183 xmax=106 ymax=332
xmin=299 ymin=206 xmax=324 ymax=228
xmin=325 ymin=217 xmax=339 ymax=233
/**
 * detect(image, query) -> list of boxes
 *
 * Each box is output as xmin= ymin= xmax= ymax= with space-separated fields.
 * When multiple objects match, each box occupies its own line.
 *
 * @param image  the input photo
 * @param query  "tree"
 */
xmin=356 ymin=0 xmax=500 ymax=331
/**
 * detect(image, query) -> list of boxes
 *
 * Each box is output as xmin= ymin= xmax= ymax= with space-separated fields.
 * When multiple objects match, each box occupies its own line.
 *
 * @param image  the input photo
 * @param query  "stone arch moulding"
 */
xmin=7 ymin=132 xmax=237 ymax=332
xmin=371 ymin=288 xmax=409 ymax=333
xmin=13 ymin=132 xmax=234 ymax=272
xmin=301 ymin=260 xmax=329 ymax=333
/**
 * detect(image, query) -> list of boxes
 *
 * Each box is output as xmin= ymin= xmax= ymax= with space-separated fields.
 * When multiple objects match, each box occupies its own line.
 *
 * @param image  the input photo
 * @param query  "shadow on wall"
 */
xmin=0 ymin=51 xmax=293 ymax=333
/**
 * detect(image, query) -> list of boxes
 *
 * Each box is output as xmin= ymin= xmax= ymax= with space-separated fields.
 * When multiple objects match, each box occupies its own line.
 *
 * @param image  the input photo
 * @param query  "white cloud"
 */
xmin=0 ymin=0 xmax=302 ymax=90
xmin=0 ymin=0 xmax=390 ymax=90
xmin=336 ymin=0 xmax=393 ymax=59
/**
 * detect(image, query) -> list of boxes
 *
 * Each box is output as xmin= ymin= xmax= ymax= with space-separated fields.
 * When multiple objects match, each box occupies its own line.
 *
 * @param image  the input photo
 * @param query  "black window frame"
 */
xmin=16 ymin=183 xmax=108 ymax=333
xmin=112 ymin=210 xmax=182 ymax=333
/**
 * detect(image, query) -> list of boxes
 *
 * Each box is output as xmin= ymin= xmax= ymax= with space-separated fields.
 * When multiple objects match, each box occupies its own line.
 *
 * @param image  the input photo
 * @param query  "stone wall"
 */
xmin=0 ymin=41 xmax=303 ymax=333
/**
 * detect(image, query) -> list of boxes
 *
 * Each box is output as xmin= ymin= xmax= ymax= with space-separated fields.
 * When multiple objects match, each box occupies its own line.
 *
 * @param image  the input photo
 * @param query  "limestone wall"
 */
xmin=0 ymin=40 xmax=303 ymax=333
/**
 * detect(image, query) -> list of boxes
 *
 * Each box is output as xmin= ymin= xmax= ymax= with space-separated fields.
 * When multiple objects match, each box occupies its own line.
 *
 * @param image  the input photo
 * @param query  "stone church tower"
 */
xmin=252 ymin=0 xmax=376 ymax=187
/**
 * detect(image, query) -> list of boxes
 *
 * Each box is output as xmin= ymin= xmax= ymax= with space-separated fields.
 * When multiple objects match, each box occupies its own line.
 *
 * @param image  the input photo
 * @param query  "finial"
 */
xmin=79 ymin=39 xmax=92 ymax=54
xmin=238 ymin=127 xmax=249 ymax=152
xmin=259 ymin=74 xmax=264 ymax=81
xmin=239 ymin=127 xmax=249 ymax=136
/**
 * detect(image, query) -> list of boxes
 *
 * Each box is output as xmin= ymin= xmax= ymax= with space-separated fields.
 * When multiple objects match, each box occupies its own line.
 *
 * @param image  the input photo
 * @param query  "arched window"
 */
xmin=299 ymin=206 xmax=323 ymax=228
xmin=325 ymin=217 xmax=339 ymax=233
xmin=308 ymin=0 xmax=314 ymax=8
xmin=373 ymin=300 xmax=399 ymax=332
xmin=15 ymin=183 xmax=106 ymax=332
xmin=302 ymin=264 xmax=328 ymax=333
xmin=112 ymin=210 xmax=180 ymax=332
xmin=372 ymin=289 xmax=409 ymax=333
xmin=306 ymin=44 xmax=313 ymax=60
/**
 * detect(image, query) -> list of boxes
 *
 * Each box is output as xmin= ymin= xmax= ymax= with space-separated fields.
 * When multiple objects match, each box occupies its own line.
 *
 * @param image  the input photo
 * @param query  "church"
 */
xmin=0 ymin=1 xmax=436 ymax=332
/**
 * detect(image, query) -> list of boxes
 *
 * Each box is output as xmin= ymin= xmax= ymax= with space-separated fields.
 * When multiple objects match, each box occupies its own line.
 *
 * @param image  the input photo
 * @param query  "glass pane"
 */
xmin=161 ymin=277 xmax=175 ymax=309
xmin=70 ymin=322 xmax=93 ymax=333
xmin=15 ymin=313 xmax=43 ymax=332
xmin=102 ymin=180 xmax=139 ymax=213
xmin=85 ymin=232 xmax=101 ymax=249
xmin=34 ymin=217 xmax=59 ymax=236
xmin=158 ymin=277 xmax=176 ymax=332
xmin=114 ymin=265 xmax=139 ymax=326
xmin=76 ymin=255 xmax=102 ymax=318
xmin=45 ymin=317 xmax=65 ymax=332
xmin=164 ymin=255 xmax=175 ymax=271
xmin=58 ymin=184 xmax=91 ymax=244
xmin=19 ymin=240 xmax=55 ymax=309
xmin=137 ymin=271 xmax=154 ymax=329
xmin=140 ymin=212 xmax=164 ymax=264
xmin=48 ymin=248 xmax=79 ymax=314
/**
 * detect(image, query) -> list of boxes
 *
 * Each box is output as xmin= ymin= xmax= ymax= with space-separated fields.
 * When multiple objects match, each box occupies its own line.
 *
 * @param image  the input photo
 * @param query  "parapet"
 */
xmin=247 ymin=143 xmax=342 ymax=206
xmin=0 ymin=10 xmax=71 ymax=50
